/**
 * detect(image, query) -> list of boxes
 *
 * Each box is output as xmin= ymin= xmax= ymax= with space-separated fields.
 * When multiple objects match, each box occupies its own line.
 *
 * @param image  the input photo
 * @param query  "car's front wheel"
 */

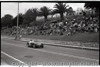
xmin=26 ymin=43 xmax=29 ymax=47
xmin=32 ymin=44 xmax=36 ymax=48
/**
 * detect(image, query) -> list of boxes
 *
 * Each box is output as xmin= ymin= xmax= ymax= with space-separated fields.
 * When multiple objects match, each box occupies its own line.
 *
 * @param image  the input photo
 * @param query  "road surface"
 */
xmin=1 ymin=37 xmax=99 ymax=66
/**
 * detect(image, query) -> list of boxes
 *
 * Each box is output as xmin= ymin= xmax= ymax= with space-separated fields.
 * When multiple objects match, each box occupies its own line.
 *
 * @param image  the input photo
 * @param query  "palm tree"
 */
xmin=40 ymin=6 xmax=50 ymax=22
xmin=54 ymin=3 xmax=68 ymax=21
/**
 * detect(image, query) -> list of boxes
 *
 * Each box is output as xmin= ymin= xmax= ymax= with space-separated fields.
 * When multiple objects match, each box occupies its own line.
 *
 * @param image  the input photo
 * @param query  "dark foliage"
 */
xmin=1 ymin=14 xmax=13 ymax=28
xmin=84 ymin=3 xmax=99 ymax=14
xmin=12 ymin=14 xmax=23 ymax=26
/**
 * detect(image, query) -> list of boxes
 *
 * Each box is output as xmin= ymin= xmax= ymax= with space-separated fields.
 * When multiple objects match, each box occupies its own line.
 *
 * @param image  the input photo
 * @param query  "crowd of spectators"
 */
xmin=10 ymin=15 xmax=99 ymax=36
xmin=33 ymin=15 xmax=99 ymax=36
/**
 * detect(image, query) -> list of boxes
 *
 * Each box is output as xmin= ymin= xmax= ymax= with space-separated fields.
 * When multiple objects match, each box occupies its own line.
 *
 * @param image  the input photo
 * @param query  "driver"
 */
xmin=29 ymin=40 xmax=34 ymax=45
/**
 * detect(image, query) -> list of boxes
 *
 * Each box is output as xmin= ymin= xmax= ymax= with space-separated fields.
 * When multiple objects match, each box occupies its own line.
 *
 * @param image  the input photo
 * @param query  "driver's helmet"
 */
xmin=29 ymin=40 xmax=34 ymax=43
xmin=30 ymin=40 xmax=32 ymax=41
xmin=29 ymin=40 xmax=33 ymax=42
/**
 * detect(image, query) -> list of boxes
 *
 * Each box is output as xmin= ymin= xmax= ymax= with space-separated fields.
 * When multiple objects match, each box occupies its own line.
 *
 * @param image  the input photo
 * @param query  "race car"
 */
xmin=26 ymin=40 xmax=44 ymax=48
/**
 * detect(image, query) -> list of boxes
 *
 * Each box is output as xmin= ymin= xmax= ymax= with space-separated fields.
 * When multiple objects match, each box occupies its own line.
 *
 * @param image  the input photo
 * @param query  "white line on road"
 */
xmin=1 ymin=51 xmax=27 ymax=65
xmin=2 ymin=42 xmax=99 ymax=62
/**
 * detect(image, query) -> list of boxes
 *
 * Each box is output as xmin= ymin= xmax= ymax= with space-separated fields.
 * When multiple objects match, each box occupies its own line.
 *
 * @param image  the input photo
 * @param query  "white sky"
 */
xmin=1 ymin=2 xmax=85 ymax=18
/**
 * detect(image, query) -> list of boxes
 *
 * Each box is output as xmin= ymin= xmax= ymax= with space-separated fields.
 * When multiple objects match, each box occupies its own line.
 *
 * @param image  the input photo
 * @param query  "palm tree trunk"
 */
xmin=44 ymin=15 xmax=47 ymax=22
xmin=60 ymin=13 xmax=64 ymax=21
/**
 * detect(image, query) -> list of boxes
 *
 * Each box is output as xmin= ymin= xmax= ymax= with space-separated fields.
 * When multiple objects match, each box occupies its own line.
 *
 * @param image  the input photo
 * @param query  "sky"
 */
xmin=1 ymin=2 xmax=85 ymax=18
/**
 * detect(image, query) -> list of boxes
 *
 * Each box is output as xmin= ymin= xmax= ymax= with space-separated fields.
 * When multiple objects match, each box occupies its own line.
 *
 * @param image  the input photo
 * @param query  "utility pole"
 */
xmin=16 ymin=2 xmax=19 ymax=40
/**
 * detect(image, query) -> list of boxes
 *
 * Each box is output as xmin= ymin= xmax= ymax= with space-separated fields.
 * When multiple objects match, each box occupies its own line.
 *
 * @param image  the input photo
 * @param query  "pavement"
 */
xmin=1 ymin=35 xmax=99 ymax=51
xmin=1 ymin=38 xmax=99 ymax=65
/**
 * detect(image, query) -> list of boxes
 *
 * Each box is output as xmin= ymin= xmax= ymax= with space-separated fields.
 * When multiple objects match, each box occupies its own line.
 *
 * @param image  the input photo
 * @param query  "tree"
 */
xmin=32 ymin=8 xmax=39 ymax=22
xmin=40 ymin=6 xmax=51 ymax=22
xmin=82 ymin=10 xmax=86 ymax=16
xmin=50 ymin=9 xmax=58 ymax=19
xmin=1 ymin=14 xmax=13 ymax=28
xmin=12 ymin=13 xmax=23 ymax=26
xmin=84 ymin=3 xmax=99 ymax=14
xmin=23 ymin=8 xmax=39 ymax=26
xmin=54 ymin=3 xmax=68 ymax=21
xmin=66 ymin=7 xmax=74 ymax=16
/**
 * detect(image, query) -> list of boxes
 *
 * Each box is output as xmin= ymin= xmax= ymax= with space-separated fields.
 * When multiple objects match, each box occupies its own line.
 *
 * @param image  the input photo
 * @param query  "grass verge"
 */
xmin=23 ymin=32 xmax=99 ymax=43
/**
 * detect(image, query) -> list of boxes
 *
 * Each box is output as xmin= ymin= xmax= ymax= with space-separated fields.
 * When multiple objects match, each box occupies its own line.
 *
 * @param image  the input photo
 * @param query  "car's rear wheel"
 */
xmin=41 ymin=45 xmax=44 ymax=48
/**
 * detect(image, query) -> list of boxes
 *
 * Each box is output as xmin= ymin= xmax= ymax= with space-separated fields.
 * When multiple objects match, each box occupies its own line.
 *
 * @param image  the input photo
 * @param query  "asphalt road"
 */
xmin=1 ymin=37 xmax=99 ymax=66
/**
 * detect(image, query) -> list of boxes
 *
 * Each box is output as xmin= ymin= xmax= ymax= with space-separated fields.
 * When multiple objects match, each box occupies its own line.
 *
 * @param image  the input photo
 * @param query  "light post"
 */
xmin=16 ymin=2 xmax=19 ymax=40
